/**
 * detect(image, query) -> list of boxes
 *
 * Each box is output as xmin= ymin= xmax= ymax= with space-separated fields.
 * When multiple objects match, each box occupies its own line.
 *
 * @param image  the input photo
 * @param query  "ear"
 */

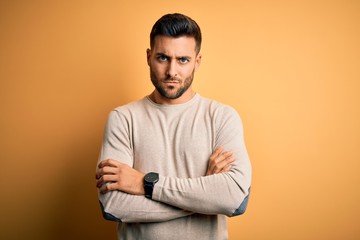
xmin=146 ymin=48 xmax=151 ymax=66
xmin=195 ymin=53 xmax=202 ymax=71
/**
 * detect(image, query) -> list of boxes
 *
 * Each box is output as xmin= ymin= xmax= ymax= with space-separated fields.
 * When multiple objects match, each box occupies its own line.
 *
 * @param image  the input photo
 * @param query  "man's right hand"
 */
xmin=206 ymin=146 xmax=235 ymax=176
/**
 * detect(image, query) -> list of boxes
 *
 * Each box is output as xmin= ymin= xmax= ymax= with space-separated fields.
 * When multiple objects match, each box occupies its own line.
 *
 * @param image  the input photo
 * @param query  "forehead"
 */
xmin=152 ymin=35 xmax=197 ymax=56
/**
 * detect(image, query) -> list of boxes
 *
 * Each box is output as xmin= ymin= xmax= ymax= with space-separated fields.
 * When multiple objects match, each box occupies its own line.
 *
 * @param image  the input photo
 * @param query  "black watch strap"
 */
xmin=144 ymin=172 xmax=159 ymax=199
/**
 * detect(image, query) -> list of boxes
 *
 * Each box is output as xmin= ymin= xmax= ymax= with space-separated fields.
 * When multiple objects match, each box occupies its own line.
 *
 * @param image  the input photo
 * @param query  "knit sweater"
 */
xmin=98 ymin=93 xmax=252 ymax=240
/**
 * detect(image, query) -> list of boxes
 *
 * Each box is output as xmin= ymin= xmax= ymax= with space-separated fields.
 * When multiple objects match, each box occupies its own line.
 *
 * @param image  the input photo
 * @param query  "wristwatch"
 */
xmin=144 ymin=172 xmax=159 ymax=199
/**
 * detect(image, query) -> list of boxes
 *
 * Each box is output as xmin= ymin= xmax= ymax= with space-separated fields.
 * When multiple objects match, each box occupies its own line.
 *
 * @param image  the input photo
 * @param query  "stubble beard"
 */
xmin=150 ymin=69 xmax=195 ymax=100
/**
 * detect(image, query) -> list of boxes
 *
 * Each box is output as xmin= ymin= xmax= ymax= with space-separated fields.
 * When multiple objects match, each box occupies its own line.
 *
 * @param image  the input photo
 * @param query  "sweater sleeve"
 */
xmin=98 ymin=110 xmax=193 ymax=223
xmin=151 ymin=106 xmax=252 ymax=216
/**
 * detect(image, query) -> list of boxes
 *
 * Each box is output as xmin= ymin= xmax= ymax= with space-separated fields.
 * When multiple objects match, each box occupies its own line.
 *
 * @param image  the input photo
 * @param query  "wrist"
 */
xmin=138 ymin=180 xmax=145 ymax=195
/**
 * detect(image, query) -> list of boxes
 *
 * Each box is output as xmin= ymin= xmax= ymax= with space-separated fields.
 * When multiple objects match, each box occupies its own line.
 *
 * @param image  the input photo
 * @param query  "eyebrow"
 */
xmin=156 ymin=53 xmax=192 ymax=60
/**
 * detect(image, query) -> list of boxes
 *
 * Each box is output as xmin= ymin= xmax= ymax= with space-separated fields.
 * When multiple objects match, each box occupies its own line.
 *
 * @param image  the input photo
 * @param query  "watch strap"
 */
xmin=144 ymin=172 xmax=159 ymax=199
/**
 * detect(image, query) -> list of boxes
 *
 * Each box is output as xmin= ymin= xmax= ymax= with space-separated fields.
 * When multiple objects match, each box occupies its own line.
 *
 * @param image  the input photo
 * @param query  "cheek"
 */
xmin=181 ymin=65 xmax=196 ymax=77
xmin=151 ymin=63 xmax=166 ymax=76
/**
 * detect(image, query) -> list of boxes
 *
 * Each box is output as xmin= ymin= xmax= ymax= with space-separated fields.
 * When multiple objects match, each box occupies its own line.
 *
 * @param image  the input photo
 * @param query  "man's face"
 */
xmin=147 ymin=35 xmax=201 ymax=103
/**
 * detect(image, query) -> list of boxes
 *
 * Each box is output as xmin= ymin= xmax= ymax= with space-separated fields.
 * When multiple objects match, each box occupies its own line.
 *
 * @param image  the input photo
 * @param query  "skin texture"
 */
xmin=96 ymin=36 xmax=234 ymax=195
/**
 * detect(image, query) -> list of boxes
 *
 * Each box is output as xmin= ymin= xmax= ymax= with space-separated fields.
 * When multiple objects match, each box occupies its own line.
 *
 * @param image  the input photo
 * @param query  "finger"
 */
xmin=98 ymin=159 xmax=119 ymax=168
xmin=96 ymin=175 xmax=118 ymax=188
xmin=96 ymin=166 xmax=117 ymax=179
xmin=209 ymin=152 xmax=235 ymax=174
xmin=210 ymin=146 xmax=224 ymax=161
xmin=214 ymin=146 xmax=224 ymax=154
xmin=219 ymin=152 xmax=235 ymax=167
xmin=220 ymin=164 xmax=233 ymax=173
xmin=218 ymin=151 xmax=233 ymax=161
xmin=100 ymin=182 xmax=117 ymax=194
xmin=211 ymin=161 xmax=228 ymax=174
xmin=208 ymin=147 xmax=225 ymax=174
xmin=211 ymin=151 xmax=233 ymax=167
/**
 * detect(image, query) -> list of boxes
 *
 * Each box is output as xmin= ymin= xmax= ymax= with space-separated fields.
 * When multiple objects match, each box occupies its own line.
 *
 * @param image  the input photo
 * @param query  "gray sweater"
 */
xmin=98 ymin=93 xmax=252 ymax=240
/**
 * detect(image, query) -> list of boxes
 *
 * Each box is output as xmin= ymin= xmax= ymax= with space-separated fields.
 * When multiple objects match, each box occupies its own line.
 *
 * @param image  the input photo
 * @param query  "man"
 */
xmin=96 ymin=13 xmax=252 ymax=240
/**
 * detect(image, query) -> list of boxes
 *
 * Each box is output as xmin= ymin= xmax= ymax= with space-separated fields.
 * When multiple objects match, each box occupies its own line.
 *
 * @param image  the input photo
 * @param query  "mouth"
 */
xmin=162 ymin=80 xmax=180 ymax=86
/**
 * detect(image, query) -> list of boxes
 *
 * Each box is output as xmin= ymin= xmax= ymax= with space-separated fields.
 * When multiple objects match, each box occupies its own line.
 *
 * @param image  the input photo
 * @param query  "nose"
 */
xmin=166 ymin=60 xmax=178 ymax=78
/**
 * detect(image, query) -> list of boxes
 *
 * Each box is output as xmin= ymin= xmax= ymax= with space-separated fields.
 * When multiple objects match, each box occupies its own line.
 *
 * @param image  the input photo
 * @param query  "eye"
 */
xmin=157 ymin=55 xmax=168 ymax=62
xmin=179 ymin=57 xmax=189 ymax=64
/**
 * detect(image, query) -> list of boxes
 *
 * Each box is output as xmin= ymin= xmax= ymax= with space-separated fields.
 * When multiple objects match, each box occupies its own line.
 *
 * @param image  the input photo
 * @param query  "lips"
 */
xmin=163 ymin=76 xmax=181 ymax=82
xmin=162 ymin=80 xmax=180 ymax=85
xmin=163 ymin=81 xmax=179 ymax=83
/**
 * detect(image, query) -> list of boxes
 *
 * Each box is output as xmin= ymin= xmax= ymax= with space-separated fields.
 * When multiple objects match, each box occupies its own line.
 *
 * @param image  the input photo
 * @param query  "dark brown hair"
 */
xmin=150 ymin=13 xmax=202 ymax=54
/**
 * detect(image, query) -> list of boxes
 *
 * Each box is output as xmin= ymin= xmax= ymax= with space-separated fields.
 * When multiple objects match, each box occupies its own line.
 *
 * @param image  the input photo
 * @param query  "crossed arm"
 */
xmin=96 ymin=146 xmax=234 ymax=195
xmin=96 ymin=108 xmax=251 ymax=222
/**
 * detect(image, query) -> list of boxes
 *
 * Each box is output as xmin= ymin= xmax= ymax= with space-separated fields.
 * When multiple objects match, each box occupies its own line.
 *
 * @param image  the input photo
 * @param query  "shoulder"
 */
xmin=197 ymin=97 xmax=246 ymax=141
xmin=198 ymin=96 xmax=240 ymax=120
xmin=197 ymin=96 xmax=244 ymax=135
xmin=105 ymin=97 xmax=148 ymax=125
xmin=110 ymin=97 xmax=147 ymax=116
xmin=113 ymin=97 xmax=147 ymax=113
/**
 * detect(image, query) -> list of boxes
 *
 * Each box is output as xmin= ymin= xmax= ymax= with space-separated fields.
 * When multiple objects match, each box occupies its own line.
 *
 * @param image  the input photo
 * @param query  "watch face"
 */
xmin=145 ymin=172 xmax=158 ymax=182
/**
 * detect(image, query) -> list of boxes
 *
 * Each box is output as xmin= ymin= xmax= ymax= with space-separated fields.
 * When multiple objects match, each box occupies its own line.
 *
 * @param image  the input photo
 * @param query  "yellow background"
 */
xmin=1 ymin=0 xmax=359 ymax=239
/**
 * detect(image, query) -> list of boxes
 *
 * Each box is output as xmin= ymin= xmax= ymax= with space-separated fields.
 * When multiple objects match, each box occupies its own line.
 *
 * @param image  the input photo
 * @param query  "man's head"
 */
xmin=147 ymin=13 xmax=202 ymax=104
xmin=150 ymin=13 xmax=202 ymax=55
